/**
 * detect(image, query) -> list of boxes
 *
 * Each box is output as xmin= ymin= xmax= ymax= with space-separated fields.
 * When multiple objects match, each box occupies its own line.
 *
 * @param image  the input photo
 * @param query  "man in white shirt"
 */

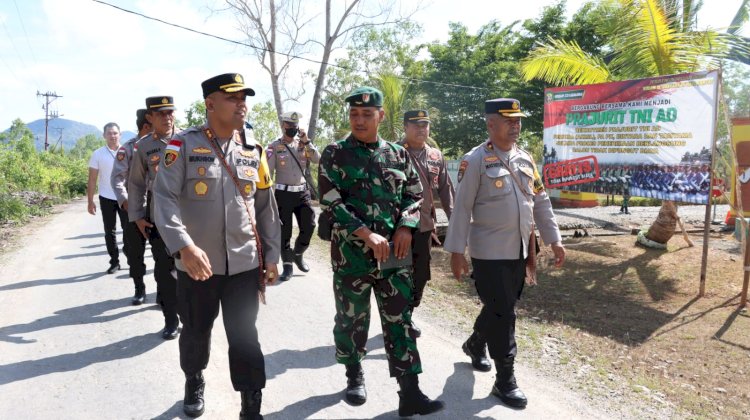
xmin=87 ymin=122 xmax=127 ymax=274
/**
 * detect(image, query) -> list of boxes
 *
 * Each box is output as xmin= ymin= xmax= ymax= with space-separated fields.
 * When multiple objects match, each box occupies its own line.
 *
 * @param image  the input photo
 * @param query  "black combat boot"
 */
xmin=396 ymin=374 xmax=445 ymax=417
xmin=293 ymin=245 xmax=310 ymax=272
xmin=279 ymin=250 xmax=294 ymax=282
xmin=293 ymin=253 xmax=310 ymax=272
xmin=491 ymin=357 xmax=528 ymax=408
xmin=239 ymin=390 xmax=263 ymax=420
xmin=462 ymin=331 xmax=492 ymax=372
xmin=183 ymin=372 xmax=205 ymax=418
xmin=132 ymin=279 xmax=146 ymax=305
xmin=344 ymin=363 xmax=367 ymax=405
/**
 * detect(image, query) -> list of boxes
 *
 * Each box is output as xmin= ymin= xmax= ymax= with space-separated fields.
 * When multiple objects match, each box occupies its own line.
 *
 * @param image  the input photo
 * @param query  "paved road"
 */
xmin=0 ymin=200 xmax=608 ymax=419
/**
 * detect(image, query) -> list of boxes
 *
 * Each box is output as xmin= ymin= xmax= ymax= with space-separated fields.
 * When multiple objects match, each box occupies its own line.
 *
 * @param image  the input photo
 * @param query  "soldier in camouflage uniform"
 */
xmin=318 ymin=86 xmax=444 ymax=417
xmin=110 ymin=109 xmax=151 ymax=305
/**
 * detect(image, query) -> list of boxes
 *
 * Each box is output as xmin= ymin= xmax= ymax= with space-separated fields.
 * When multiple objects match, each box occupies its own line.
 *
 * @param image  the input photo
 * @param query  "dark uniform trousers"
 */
xmin=471 ymin=256 xmax=526 ymax=360
xmin=275 ymin=189 xmax=316 ymax=260
xmin=411 ymin=230 xmax=432 ymax=308
xmin=146 ymin=193 xmax=177 ymax=326
xmin=99 ymin=196 xmax=128 ymax=266
xmin=123 ymin=220 xmax=146 ymax=288
xmin=176 ymin=268 xmax=266 ymax=391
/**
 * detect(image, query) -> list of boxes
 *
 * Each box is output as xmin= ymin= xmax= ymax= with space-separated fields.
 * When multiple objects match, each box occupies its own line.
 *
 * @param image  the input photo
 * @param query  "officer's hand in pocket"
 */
xmin=180 ymin=244 xmax=213 ymax=281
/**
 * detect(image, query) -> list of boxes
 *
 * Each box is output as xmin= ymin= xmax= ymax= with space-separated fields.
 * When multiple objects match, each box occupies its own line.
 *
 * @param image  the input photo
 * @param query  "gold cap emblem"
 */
xmin=418 ymin=111 xmax=425 ymax=117
xmin=161 ymin=97 xmax=169 ymax=104
xmin=235 ymin=74 xmax=243 ymax=83
xmin=512 ymin=101 xmax=519 ymax=110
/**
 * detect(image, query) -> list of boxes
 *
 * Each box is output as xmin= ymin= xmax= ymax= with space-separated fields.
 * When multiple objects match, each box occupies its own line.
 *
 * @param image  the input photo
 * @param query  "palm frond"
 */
xmin=728 ymin=0 xmax=750 ymax=35
xmin=520 ymin=38 xmax=611 ymax=86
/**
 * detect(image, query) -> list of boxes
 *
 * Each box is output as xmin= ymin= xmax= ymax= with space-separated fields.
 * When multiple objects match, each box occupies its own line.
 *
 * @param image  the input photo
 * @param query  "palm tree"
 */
xmin=520 ymin=0 xmax=748 ymax=246
xmin=375 ymin=72 xmax=411 ymax=142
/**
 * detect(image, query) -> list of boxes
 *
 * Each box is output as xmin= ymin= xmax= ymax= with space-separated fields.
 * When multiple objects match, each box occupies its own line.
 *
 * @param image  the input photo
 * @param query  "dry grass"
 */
xmin=425 ymin=232 xmax=750 ymax=419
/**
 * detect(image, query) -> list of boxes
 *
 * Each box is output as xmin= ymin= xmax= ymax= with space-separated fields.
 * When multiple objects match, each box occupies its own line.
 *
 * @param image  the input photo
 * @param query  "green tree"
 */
xmin=185 ymin=100 xmax=207 ymax=127
xmin=68 ymin=134 xmax=104 ymax=160
xmin=248 ymin=100 xmax=282 ymax=145
xmin=375 ymin=72 xmax=410 ymax=142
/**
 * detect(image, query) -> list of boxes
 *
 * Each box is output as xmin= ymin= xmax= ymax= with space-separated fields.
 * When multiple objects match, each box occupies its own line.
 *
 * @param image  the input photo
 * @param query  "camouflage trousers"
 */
xmin=333 ymin=268 xmax=422 ymax=377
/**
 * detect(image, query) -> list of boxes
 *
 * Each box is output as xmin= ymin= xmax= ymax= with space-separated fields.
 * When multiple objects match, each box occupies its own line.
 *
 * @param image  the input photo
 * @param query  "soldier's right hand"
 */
xmin=87 ymin=201 xmax=96 ymax=215
xmin=180 ymin=244 xmax=213 ymax=281
xmin=354 ymin=227 xmax=390 ymax=262
xmin=450 ymin=253 xmax=469 ymax=281
xmin=135 ymin=218 xmax=154 ymax=239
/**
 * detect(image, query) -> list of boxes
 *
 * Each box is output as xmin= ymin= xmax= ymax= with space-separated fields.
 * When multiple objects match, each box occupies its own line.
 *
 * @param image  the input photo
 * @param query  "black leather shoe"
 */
xmin=183 ymin=373 xmax=205 ymax=417
xmin=463 ymin=333 xmax=492 ymax=372
xmin=278 ymin=263 xmax=293 ymax=282
xmin=344 ymin=363 xmax=367 ymax=405
xmin=397 ymin=374 xmax=445 ymax=416
xmin=293 ymin=253 xmax=310 ymax=272
xmin=106 ymin=263 xmax=120 ymax=274
xmin=132 ymin=291 xmax=146 ymax=306
xmin=491 ymin=382 xmax=528 ymax=408
xmin=239 ymin=390 xmax=263 ymax=420
xmin=162 ymin=324 xmax=179 ymax=340
xmin=492 ymin=357 xmax=528 ymax=408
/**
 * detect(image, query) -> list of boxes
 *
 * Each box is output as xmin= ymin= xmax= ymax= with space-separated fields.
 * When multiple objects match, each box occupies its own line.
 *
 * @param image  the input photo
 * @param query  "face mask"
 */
xmin=285 ymin=127 xmax=299 ymax=138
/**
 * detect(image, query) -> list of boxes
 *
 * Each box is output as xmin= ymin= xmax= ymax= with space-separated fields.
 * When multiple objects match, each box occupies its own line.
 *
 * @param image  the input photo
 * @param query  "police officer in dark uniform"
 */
xmin=265 ymin=111 xmax=320 ymax=282
xmin=153 ymin=73 xmax=280 ymax=420
xmin=398 ymin=110 xmax=454 ymax=337
xmin=111 ymin=109 xmax=151 ymax=304
xmin=444 ymin=98 xmax=565 ymax=409
xmin=128 ymin=96 xmax=179 ymax=340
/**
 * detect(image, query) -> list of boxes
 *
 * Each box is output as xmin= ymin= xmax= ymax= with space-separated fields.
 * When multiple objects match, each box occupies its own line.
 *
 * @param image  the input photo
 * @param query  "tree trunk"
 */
xmin=307 ymin=0 xmax=332 ymax=141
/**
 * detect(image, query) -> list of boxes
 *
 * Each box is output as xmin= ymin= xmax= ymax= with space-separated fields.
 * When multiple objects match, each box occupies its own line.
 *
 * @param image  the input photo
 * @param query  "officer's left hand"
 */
xmin=392 ymin=226 xmax=412 ymax=259
xmin=551 ymin=242 xmax=566 ymax=268
xmin=264 ymin=263 xmax=279 ymax=285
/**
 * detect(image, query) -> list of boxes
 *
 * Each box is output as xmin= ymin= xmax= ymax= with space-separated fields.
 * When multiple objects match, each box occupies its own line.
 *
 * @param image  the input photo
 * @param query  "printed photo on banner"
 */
xmin=542 ymin=70 xmax=719 ymax=204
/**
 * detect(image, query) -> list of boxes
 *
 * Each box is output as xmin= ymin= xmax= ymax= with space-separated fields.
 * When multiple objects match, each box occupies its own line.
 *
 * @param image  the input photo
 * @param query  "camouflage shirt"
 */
xmin=319 ymin=135 xmax=423 ymax=276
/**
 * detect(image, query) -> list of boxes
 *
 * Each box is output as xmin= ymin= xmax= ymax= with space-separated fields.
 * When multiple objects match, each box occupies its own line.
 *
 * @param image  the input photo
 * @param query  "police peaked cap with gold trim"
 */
xmin=403 ymin=109 xmax=430 ymax=123
xmin=145 ymin=96 xmax=176 ymax=112
xmin=201 ymin=73 xmax=256 ymax=99
xmin=281 ymin=111 xmax=302 ymax=124
xmin=485 ymin=98 xmax=527 ymax=117
xmin=345 ymin=86 xmax=383 ymax=107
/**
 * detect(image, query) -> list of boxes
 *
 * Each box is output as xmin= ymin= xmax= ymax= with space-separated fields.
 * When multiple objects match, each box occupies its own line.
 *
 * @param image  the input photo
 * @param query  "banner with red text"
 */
xmin=542 ymin=71 xmax=719 ymax=204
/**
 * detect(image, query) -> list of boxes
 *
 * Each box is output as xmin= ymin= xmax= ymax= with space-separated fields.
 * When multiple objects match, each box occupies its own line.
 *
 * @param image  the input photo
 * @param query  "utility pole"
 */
xmin=36 ymin=91 xmax=62 ymax=151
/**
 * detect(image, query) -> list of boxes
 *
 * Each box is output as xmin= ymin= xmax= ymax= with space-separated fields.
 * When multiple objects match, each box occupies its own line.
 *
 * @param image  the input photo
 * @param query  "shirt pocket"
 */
xmin=236 ymin=165 xmax=260 ymax=198
xmin=484 ymin=166 xmax=513 ymax=197
xmin=186 ymin=163 xmax=220 ymax=201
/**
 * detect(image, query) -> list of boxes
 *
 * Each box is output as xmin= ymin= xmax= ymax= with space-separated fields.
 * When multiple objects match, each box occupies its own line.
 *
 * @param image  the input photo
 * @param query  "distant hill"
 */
xmin=5 ymin=119 xmax=136 ymax=151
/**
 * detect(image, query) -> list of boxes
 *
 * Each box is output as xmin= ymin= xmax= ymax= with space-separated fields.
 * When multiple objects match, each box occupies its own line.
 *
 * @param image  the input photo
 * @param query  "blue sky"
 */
xmin=0 ymin=0 xmax=745 ymax=134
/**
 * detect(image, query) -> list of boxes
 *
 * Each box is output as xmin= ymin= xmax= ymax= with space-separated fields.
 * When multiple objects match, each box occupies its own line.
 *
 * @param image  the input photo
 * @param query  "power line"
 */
xmin=91 ymin=0 xmax=488 ymax=92
xmin=12 ymin=0 xmax=39 ymax=66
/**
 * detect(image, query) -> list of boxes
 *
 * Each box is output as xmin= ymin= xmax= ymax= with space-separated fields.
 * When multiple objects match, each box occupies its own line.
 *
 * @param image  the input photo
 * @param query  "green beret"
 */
xmin=201 ymin=73 xmax=255 ymax=99
xmin=404 ymin=109 xmax=430 ymax=123
xmin=345 ymin=86 xmax=383 ymax=107
xmin=145 ymin=96 xmax=176 ymax=112
xmin=485 ymin=98 xmax=527 ymax=117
